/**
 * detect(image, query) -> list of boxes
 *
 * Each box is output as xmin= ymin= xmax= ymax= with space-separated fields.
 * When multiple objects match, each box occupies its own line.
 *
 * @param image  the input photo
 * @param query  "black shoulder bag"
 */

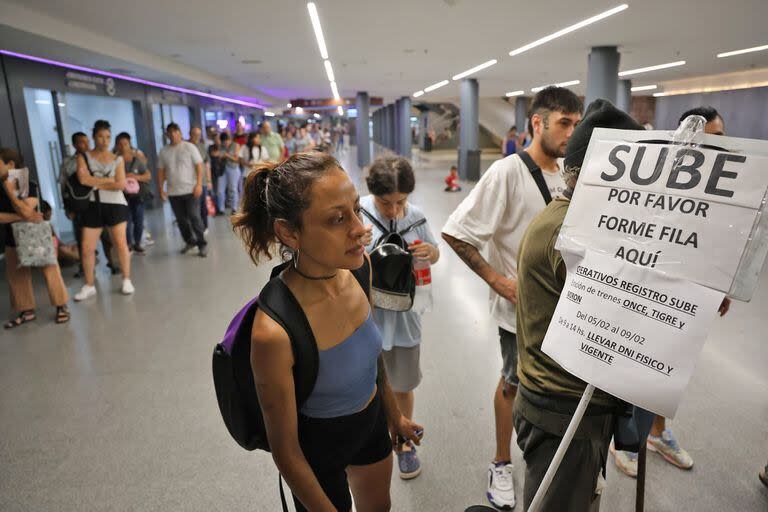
xmin=519 ymin=151 xmax=553 ymax=205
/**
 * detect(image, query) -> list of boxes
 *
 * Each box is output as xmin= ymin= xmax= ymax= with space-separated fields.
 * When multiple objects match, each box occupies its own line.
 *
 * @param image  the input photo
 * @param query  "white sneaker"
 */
xmin=647 ymin=429 xmax=693 ymax=469
xmin=121 ymin=279 xmax=135 ymax=295
xmin=487 ymin=462 xmax=516 ymax=510
xmin=610 ymin=441 xmax=638 ymax=478
xmin=74 ymin=284 xmax=97 ymax=301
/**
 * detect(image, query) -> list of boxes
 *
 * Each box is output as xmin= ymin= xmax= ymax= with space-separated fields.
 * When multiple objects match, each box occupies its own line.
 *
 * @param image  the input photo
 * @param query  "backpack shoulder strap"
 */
xmin=398 ymin=217 xmax=427 ymax=236
xmin=360 ymin=206 xmax=390 ymax=235
xmin=258 ymin=277 xmax=319 ymax=406
xmin=519 ymin=151 xmax=552 ymax=205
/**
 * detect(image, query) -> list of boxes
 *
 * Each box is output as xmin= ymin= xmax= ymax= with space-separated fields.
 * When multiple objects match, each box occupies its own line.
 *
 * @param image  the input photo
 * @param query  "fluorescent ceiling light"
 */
xmin=324 ymin=60 xmax=335 ymax=82
xmin=330 ymin=81 xmax=340 ymax=100
xmin=264 ymin=111 xmax=276 ymax=117
xmin=34 ymin=99 xmax=51 ymax=105
xmin=424 ymin=79 xmax=450 ymax=93
xmin=619 ymin=60 xmax=685 ymax=77
xmin=337 ymin=105 xmax=344 ymax=115
xmin=307 ymin=3 xmax=328 ymax=59
xmin=531 ymin=79 xmax=580 ymax=92
xmin=58 ymin=102 xmax=66 ymax=107
xmin=413 ymin=90 xmax=424 ymax=97
xmin=653 ymin=79 xmax=768 ymax=97
xmin=452 ymin=59 xmax=498 ymax=80
xmin=505 ymin=90 xmax=525 ymax=97
xmin=631 ymin=84 xmax=657 ymax=92
xmin=509 ymin=4 xmax=628 ymax=57
xmin=717 ymin=44 xmax=768 ymax=58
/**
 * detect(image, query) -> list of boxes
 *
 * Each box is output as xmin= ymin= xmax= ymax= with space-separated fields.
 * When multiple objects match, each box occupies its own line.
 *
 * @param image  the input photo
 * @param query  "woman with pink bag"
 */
xmin=115 ymin=132 xmax=152 ymax=254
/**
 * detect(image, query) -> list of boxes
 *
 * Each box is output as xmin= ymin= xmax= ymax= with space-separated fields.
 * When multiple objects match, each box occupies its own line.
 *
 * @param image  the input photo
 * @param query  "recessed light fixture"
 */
xmin=452 ymin=59 xmax=498 ymax=80
xmin=531 ymin=79 xmax=580 ymax=92
xmin=630 ymin=84 xmax=657 ymax=92
xmin=307 ymin=3 xmax=328 ymax=59
xmin=505 ymin=90 xmax=525 ymax=97
xmin=413 ymin=90 xmax=424 ymax=97
xmin=509 ymin=4 xmax=628 ymax=57
xmin=717 ymin=44 xmax=768 ymax=58
xmin=287 ymin=103 xmax=292 ymax=108
xmin=618 ymin=61 xmax=685 ymax=77
xmin=330 ymin=81 xmax=340 ymax=100
xmin=424 ymin=79 xmax=450 ymax=93
xmin=324 ymin=60 xmax=335 ymax=82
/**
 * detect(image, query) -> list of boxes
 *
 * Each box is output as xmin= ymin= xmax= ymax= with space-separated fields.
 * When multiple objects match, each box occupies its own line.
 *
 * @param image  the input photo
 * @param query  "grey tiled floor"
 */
xmin=0 ymin=146 xmax=766 ymax=511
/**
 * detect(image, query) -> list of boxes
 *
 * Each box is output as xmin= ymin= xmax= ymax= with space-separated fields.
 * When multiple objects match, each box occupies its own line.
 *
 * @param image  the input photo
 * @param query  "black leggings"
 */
xmin=293 ymin=393 xmax=392 ymax=512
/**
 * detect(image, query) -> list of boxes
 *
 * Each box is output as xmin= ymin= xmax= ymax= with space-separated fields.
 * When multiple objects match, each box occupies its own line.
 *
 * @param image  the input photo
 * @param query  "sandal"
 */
xmin=55 ymin=306 xmax=71 ymax=324
xmin=4 ymin=310 xmax=36 ymax=329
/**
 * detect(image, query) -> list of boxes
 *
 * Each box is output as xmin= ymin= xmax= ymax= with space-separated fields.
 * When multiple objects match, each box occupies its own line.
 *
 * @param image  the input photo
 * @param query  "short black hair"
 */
xmin=115 ymin=132 xmax=131 ymax=144
xmin=528 ymin=86 xmax=583 ymax=135
xmin=678 ymin=106 xmax=721 ymax=125
xmin=220 ymin=132 xmax=231 ymax=141
xmin=71 ymin=132 xmax=87 ymax=145
xmin=166 ymin=122 xmax=181 ymax=133
xmin=366 ymin=156 xmax=415 ymax=196
xmin=509 ymin=125 xmax=517 ymax=132
xmin=92 ymin=119 xmax=111 ymax=138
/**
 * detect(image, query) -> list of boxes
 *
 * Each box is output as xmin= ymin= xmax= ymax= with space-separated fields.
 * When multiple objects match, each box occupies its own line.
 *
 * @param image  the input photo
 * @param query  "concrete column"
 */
xmin=458 ymin=78 xmax=479 ymax=180
xmin=356 ymin=92 xmax=371 ymax=167
xmin=515 ymin=97 xmax=529 ymax=135
xmin=373 ymin=110 xmax=380 ymax=144
xmin=386 ymin=104 xmax=396 ymax=150
xmin=394 ymin=98 xmax=403 ymax=155
xmin=398 ymin=96 xmax=412 ymax=158
xmin=616 ymin=79 xmax=632 ymax=113
xmin=585 ymin=46 xmax=620 ymax=107
xmin=381 ymin=106 xmax=389 ymax=148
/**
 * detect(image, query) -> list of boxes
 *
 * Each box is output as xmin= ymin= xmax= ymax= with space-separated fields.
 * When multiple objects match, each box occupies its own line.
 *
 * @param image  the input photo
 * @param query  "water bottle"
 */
xmin=411 ymin=240 xmax=433 ymax=314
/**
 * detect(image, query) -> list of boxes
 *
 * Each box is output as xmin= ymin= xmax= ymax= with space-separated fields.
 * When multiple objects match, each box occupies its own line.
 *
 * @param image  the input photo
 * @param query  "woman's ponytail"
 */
xmin=232 ymin=162 xmax=278 ymax=263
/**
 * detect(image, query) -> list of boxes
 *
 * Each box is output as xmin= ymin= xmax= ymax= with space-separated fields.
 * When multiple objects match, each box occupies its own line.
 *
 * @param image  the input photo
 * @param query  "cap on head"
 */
xmin=564 ymin=99 xmax=643 ymax=171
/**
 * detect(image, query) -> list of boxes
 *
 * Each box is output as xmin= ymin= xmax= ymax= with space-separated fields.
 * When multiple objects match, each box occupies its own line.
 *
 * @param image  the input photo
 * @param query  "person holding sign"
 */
xmin=514 ymin=100 xmax=645 ymax=511
xmin=442 ymin=86 xmax=582 ymax=510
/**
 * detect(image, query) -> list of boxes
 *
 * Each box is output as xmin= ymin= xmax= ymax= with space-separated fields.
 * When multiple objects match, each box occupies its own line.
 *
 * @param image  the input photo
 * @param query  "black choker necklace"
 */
xmin=293 ymin=266 xmax=337 ymax=281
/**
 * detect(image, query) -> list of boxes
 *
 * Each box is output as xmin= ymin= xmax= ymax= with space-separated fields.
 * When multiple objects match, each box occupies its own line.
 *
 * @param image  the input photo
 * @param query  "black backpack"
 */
xmin=212 ymin=258 xmax=371 ymax=452
xmin=360 ymin=207 xmax=425 ymax=312
xmin=61 ymin=154 xmax=93 ymax=213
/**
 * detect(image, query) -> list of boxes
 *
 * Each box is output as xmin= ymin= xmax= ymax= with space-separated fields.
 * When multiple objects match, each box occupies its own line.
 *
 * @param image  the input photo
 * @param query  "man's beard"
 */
xmin=540 ymin=132 xmax=564 ymax=159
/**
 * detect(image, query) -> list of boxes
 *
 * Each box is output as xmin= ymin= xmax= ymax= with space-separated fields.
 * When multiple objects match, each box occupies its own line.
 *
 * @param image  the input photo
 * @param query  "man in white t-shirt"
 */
xmin=157 ymin=122 xmax=207 ymax=257
xmin=441 ymin=86 xmax=582 ymax=510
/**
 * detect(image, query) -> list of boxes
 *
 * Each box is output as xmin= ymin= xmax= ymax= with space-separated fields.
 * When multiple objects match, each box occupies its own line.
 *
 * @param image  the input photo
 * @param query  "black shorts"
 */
xmin=293 ymin=392 xmax=392 ymax=512
xmin=499 ymin=327 xmax=519 ymax=386
xmin=81 ymin=202 xmax=128 ymax=228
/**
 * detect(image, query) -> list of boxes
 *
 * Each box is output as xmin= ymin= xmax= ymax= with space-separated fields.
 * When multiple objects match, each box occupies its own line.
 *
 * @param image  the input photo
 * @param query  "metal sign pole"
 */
xmin=527 ymin=384 xmax=595 ymax=512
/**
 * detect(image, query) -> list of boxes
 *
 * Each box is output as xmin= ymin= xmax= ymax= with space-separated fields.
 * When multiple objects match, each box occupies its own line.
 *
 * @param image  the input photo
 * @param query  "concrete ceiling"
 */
xmin=2 ymin=0 xmax=767 ymax=104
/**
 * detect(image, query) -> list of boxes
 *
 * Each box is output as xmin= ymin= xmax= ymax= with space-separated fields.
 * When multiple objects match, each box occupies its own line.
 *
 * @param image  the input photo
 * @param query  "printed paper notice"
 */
xmin=541 ymin=249 xmax=724 ymax=418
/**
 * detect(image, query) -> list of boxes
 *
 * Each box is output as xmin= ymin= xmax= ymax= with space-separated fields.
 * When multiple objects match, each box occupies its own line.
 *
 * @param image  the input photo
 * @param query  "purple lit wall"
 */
xmin=0 ymin=49 xmax=268 ymax=109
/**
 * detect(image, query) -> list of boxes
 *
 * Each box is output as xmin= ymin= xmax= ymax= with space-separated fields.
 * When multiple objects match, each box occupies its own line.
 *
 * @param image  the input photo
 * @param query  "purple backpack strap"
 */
xmin=220 ymin=296 xmax=259 ymax=355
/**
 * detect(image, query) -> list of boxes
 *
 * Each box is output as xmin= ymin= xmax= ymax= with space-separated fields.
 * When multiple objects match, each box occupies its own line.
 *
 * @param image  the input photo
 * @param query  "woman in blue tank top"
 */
xmin=233 ymin=152 xmax=423 ymax=512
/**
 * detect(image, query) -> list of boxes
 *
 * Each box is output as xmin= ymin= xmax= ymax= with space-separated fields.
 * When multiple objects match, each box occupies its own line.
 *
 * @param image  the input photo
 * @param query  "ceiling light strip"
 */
xmin=424 ymin=80 xmax=450 ymax=93
xmin=717 ymin=44 xmax=768 ymax=58
xmin=413 ymin=90 xmax=425 ymax=98
xmin=618 ymin=60 xmax=686 ymax=77
xmin=0 ymin=49 xmax=266 ymax=109
xmin=307 ymin=3 xmax=329 ymax=59
xmin=505 ymin=90 xmax=525 ymax=97
xmin=452 ymin=59 xmax=498 ymax=80
xmin=324 ymin=60 xmax=335 ymax=82
xmin=330 ymin=81 xmax=340 ymax=100
xmin=509 ymin=4 xmax=628 ymax=57
xmin=653 ymin=80 xmax=768 ymax=97
xmin=630 ymin=84 xmax=657 ymax=92
xmin=531 ymin=79 xmax=580 ymax=92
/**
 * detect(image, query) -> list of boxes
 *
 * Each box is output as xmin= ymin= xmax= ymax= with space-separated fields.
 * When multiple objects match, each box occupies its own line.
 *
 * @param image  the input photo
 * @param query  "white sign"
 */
xmin=542 ymin=249 xmax=724 ymax=418
xmin=559 ymin=129 xmax=768 ymax=294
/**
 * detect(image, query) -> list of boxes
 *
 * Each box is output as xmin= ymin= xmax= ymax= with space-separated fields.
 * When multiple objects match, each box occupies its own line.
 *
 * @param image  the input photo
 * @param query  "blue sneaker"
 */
xmin=396 ymin=442 xmax=422 ymax=480
xmin=647 ymin=429 xmax=693 ymax=469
